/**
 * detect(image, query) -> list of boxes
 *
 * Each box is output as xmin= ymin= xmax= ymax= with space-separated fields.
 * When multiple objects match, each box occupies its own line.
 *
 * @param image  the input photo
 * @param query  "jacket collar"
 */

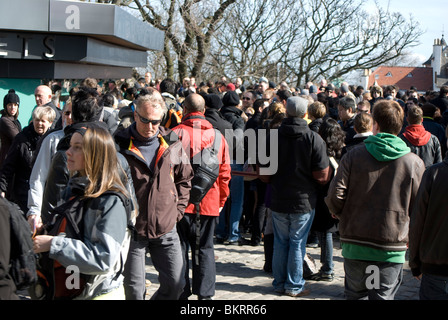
xmin=221 ymin=105 xmax=243 ymax=116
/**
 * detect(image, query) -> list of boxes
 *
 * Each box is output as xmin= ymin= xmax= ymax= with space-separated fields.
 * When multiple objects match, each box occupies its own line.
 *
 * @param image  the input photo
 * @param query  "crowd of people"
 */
xmin=0 ymin=73 xmax=447 ymax=301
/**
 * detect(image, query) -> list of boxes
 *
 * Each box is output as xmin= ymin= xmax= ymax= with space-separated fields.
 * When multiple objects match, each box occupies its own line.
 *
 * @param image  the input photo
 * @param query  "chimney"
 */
xmin=433 ymin=38 xmax=443 ymax=90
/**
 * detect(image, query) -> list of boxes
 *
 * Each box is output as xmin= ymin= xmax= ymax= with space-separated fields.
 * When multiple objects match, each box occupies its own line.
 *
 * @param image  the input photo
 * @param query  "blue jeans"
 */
xmin=317 ymin=231 xmax=334 ymax=275
xmin=420 ymin=273 xmax=448 ymax=300
xmin=216 ymin=162 xmax=244 ymax=242
xmin=272 ymin=210 xmax=315 ymax=295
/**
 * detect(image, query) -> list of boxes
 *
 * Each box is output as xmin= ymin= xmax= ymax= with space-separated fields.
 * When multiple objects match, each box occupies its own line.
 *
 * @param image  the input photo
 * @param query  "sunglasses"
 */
xmin=135 ymin=111 xmax=162 ymax=125
xmin=242 ymin=97 xmax=251 ymax=100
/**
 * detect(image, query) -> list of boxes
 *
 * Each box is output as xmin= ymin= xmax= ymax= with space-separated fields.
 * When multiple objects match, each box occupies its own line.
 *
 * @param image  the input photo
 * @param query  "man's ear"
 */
xmin=372 ymin=121 xmax=380 ymax=135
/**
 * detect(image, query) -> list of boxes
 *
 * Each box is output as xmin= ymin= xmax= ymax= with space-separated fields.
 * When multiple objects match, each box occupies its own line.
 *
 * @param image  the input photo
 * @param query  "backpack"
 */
xmin=29 ymin=191 xmax=134 ymax=300
xmin=189 ymin=128 xmax=222 ymax=205
xmin=187 ymin=126 xmax=222 ymax=266
xmin=8 ymin=200 xmax=37 ymax=290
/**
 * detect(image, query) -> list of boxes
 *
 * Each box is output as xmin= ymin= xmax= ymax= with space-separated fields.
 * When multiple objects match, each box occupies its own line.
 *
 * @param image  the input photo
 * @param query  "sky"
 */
xmin=368 ymin=0 xmax=447 ymax=63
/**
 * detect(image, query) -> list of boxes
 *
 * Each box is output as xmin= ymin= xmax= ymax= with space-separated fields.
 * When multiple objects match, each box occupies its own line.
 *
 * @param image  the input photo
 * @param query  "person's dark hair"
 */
xmin=100 ymin=93 xmax=115 ymax=108
xmin=71 ymin=87 xmax=102 ymax=123
xmin=318 ymin=117 xmax=346 ymax=159
xmin=160 ymin=78 xmax=177 ymax=96
xmin=125 ymin=87 xmax=138 ymax=100
xmin=421 ymin=102 xmax=437 ymax=118
xmin=372 ymin=100 xmax=403 ymax=135
xmin=253 ymin=98 xmax=268 ymax=114
xmin=276 ymin=89 xmax=291 ymax=102
xmin=338 ymin=97 xmax=356 ymax=113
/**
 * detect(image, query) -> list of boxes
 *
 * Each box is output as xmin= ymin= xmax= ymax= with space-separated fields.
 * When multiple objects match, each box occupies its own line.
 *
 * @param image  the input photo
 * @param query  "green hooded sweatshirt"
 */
xmin=341 ymin=132 xmax=411 ymax=263
xmin=364 ymin=132 xmax=410 ymax=161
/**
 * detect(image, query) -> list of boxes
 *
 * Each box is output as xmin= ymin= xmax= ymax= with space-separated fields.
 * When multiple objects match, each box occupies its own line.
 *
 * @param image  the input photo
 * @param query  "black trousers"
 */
xmin=177 ymin=213 xmax=218 ymax=299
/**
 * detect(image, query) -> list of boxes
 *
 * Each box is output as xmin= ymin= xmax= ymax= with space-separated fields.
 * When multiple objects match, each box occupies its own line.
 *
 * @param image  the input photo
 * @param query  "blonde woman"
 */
xmin=0 ymin=106 xmax=55 ymax=212
xmin=33 ymin=125 xmax=133 ymax=300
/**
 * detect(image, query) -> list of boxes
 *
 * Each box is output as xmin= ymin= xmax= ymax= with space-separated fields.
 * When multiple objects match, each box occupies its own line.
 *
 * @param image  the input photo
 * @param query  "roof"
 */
xmin=368 ymin=66 xmax=433 ymax=91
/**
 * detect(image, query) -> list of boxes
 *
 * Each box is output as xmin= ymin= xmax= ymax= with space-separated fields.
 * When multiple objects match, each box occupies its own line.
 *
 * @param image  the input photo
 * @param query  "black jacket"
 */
xmin=220 ymin=105 xmax=245 ymax=131
xmin=399 ymin=133 xmax=443 ymax=168
xmin=339 ymin=116 xmax=356 ymax=145
xmin=245 ymin=112 xmax=262 ymax=131
xmin=422 ymin=118 xmax=447 ymax=156
xmin=0 ymin=114 xmax=21 ymax=167
xmin=220 ymin=105 xmax=245 ymax=161
xmin=430 ymin=95 xmax=448 ymax=114
xmin=45 ymin=101 xmax=62 ymax=131
xmin=267 ymin=117 xmax=329 ymax=214
xmin=0 ymin=125 xmax=40 ymax=213
xmin=409 ymin=156 xmax=448 ymax=277
xmin=308 ymin=118 xmax=323 ymax=133
xmin=341 ymin=135 xmax=369 ymax=158
xmin=0 ymin=198 xmax=20 ymax=300
xmin=204 ymin=108 xmax=233 ymax=138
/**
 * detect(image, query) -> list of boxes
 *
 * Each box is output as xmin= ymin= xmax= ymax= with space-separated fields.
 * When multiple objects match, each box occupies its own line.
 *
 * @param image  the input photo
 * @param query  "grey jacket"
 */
xmin=49 ymin=179 xmax=132 ymax=299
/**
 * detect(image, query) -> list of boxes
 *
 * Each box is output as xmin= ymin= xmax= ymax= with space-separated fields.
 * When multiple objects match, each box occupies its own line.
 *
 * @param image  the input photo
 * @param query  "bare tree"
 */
xmin=208 ymin=0 xmax=299 ymax=84
xmin=211 ymin=0 xmax=423 ymax=87
xmin=122 ymin=0 xmax=236 ymax=81
xmin=282 ymin=0 xmax=423 ymax=86
xmin=94 ymin=0 xmax=423 ymax=87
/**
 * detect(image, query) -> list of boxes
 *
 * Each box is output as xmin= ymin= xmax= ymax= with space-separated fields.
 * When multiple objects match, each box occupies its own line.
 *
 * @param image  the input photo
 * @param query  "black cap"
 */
xmin=222 ymin=91 xmax=240 ymax=107
xmin=3 ymin=89 xmax=20 ymax=109
xmin=204 ymin=94 xmax=223 ymax=110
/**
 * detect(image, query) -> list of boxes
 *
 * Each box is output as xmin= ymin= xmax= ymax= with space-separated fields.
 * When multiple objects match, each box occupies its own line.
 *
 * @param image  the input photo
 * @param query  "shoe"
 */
xmin=238 ymin=238 xmax=251 ymax=246
xmin=198 ymin=296 xmax=213 ymax=300
xmin=309 ymin=272 xmax=334 ymax=282
xmin=284 ymin=289 xmax=310 ymax=298
xmin=215 ymin=237 xmax=225 ymax=244
xmin=303 ymin=272 xmax=318 ymax=280
xmin=273 ymin=288 xmax=285 ymax=294
xmin=226 ymin=239 xmax=239 ymax=245
xmin=306 ymin=243 xmax=318 ymax=248
xmin=263 ymin=265 xmax=272 ymax=273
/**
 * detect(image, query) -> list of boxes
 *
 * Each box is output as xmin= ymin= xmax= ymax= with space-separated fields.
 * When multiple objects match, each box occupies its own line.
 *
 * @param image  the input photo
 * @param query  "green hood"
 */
xmin=365 ymin=133 xmax=410 ymax=162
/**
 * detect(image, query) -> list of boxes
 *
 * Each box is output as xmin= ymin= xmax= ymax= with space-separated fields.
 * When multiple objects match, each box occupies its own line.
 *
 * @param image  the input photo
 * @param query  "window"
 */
xmin=386 ymin=72 xmax=392 ymax=77
xmin=407 ymin=73 xmax=413 ymax=77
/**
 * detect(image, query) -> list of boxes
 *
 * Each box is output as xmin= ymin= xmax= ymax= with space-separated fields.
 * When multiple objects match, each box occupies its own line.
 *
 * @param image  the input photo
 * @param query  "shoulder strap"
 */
xmin=212 ymin=129 xmax=222 ymax=152
xmin=100 ymin=191 xmax=135 ymax=230
xmin=329 ymin=157 xmax=339 ymax=175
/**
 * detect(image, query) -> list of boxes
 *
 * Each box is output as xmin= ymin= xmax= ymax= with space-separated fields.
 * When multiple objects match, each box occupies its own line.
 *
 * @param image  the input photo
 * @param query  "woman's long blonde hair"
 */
xmin=81 ymin=126 xmax=128 ymax=199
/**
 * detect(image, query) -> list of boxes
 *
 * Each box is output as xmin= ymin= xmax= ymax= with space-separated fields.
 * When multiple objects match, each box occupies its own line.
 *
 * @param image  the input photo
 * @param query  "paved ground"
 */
xmin=144 ymin=234 xmax=421 ymax=300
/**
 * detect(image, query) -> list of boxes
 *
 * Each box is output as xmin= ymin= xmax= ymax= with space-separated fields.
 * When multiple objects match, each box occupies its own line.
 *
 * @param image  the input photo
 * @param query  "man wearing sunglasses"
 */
xmin=115 ymin=88 xmax=194 ymax=300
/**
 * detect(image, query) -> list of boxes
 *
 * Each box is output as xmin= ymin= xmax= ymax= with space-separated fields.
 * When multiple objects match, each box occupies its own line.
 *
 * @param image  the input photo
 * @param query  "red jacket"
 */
xmin=173 ymin=112 xmax=231 ymax=216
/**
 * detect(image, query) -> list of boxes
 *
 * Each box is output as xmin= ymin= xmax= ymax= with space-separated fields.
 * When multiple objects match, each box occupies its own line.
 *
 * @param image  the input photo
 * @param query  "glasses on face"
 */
xmin=136 ymin=111 xmax=162 ymax=125
xmin=356 ymin=108 xmax=368 ymax=113
xmin=242 ymin=97 xmax=251 ymax=101
xmin=64 ymin=111 xmax=71 ymax=116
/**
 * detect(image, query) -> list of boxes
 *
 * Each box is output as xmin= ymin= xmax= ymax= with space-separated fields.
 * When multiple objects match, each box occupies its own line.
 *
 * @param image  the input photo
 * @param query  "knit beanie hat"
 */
xmin=222 ymin=91 xmax=240 ymax=107
xmin=3 ymin=89 xmax=20 ymax=109
xmin=204 ymin=94 xmax=223 ymax=110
